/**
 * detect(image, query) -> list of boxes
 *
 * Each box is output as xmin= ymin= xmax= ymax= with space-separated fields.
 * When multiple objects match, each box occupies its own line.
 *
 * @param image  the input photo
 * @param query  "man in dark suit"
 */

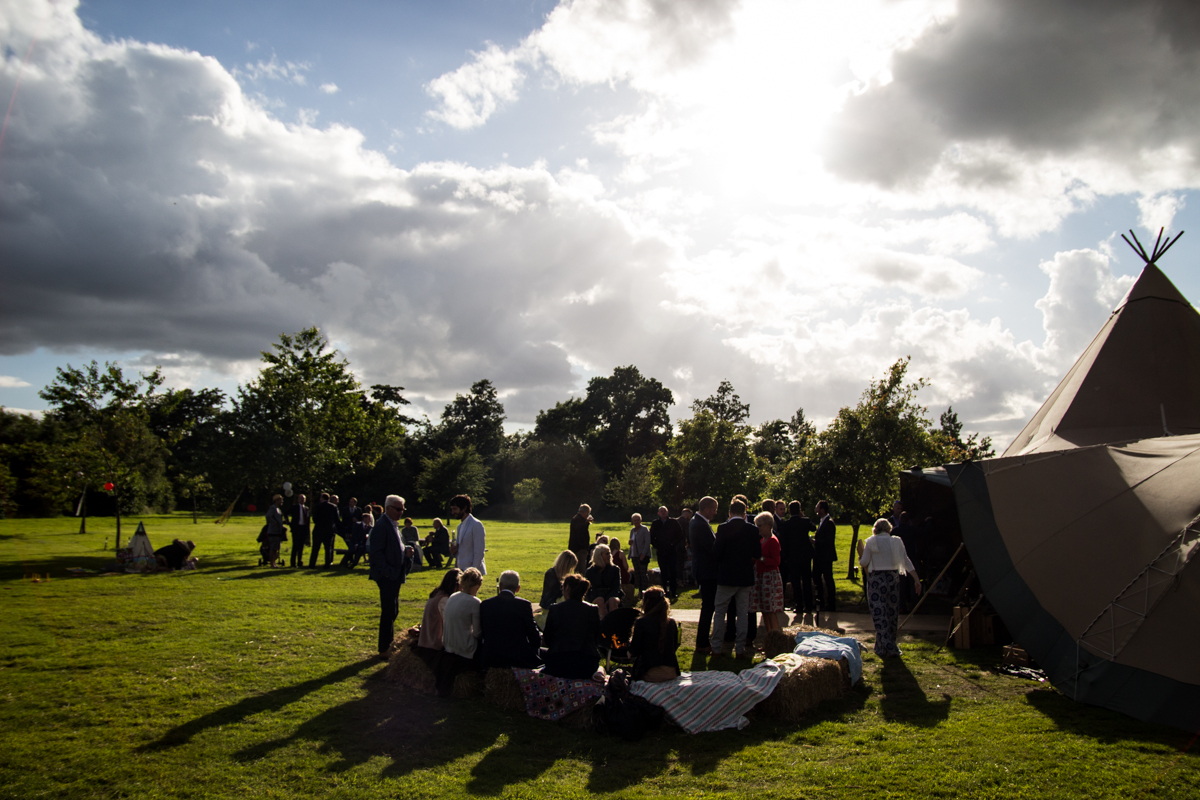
xmin=709 ymin=499 xmax=762 ymax=658
xmin=649 ymin=506 xmax=683 ymax=599
xmin=778 ymin=501 xmax=817 ymax=614
xmin=813 ymin=500 xmax=838 ymax=613
xmin=569 ymin=504 xmax=591 ymax=569
xmin=289 ymin=494 xmax=311 ymax=568
xmin=689 ymin=496 xmax=719 ymax=654
xmin=479 ymin=570 xmax=542 ymax=669
xmin=368 ymin=494 xmax=410 ymax=657
xmin=310 ymin=492 xmax=341 ymax=567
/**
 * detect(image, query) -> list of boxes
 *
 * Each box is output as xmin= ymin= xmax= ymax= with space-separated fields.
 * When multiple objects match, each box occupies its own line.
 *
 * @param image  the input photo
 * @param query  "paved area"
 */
xmin=669 ymin=608 xmax=951 ymax=638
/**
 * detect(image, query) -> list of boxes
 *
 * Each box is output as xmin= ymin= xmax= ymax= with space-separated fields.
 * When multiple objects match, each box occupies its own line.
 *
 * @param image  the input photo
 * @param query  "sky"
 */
xmin=3 ymin=0 xmax=1200 ymax=451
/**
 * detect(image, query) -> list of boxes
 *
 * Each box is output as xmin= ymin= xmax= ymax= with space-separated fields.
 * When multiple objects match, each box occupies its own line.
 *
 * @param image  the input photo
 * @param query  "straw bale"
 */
xmin=385 ymin=642 xmax=437 ymax=695
xmin=761 ymin=625 xmax=847 ymax=659
xmin=620 ymin=584 xmax=639 ymax=607
xmin=484 ymin=668 xmax=526 ymax=713
xmin=756 ymin=653 xmax=845 ymax=721
xmin=450 ymin=669 xmax=482 ymax=699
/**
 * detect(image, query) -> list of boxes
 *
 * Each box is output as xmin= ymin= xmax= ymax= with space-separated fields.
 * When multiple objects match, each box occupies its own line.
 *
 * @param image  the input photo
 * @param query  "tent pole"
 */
xmin=899 ymin=541 xmax=965 ymax=631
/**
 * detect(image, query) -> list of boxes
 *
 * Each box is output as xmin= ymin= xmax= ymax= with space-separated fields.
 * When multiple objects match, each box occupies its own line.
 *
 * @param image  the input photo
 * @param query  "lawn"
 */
xmin=1 ymin=513 xmax=1196 ymax=799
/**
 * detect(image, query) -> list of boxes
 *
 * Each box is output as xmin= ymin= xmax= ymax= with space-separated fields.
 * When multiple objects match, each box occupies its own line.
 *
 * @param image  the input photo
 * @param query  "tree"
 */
xmin=512 ymin=477 xmax=545 ymax=520
xmin=691 ymin=380 xmax=750 ymax=426
xmin=931 ymin=406 xmax=995 ymax=463
xmin=38 ymin=361 xmax=169 ymax=548
xmin=228 ymin=327 xmax=404 ymax=505
xmin=651 ymin=411 xmax=760 ymax=510
xmin=788 ymin=408 xmax=816 ymax=453
xmin=416 ymin=444 xmax=490 ymax=508
xmin=752 ymin=419 xmax=794 ymax=467
xmin=603 ymin=454 xmax=657 ymax=511
xmin=433 ymin=379 xmax=506 ymax=460
xmin=175 ymin=473 xmax=212 ymax=524
xmin=507 ymin=439 xmax=603 ymax=519
xmin=786 ymin=358 xmax=937 ymax=577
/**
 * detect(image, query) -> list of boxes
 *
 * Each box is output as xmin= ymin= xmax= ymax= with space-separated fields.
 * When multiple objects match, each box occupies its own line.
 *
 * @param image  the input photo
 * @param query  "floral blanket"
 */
xmin=513 ymin=668 xmax=604 ymax=721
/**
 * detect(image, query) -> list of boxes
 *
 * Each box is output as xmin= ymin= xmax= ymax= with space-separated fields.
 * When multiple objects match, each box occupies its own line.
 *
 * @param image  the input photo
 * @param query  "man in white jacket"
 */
xmin=450 ymin=494 xmax=486 ymax=575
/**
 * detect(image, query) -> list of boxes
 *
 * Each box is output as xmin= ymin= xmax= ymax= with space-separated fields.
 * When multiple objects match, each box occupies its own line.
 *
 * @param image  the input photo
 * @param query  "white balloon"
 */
xmin=284 ymin=488 xmax=294 ymax=497
xmin=282 ymin=481 xmax=292 ymax=491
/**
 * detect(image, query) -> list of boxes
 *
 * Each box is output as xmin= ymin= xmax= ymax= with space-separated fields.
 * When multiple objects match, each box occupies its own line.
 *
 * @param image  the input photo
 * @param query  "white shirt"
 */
xmin=859 ymin=533 xmax=916 ymax=575
xmin=456 ymin=513 xmax=486 ymax=575
xmin=442 ymin=591 xmax=482 ymax=658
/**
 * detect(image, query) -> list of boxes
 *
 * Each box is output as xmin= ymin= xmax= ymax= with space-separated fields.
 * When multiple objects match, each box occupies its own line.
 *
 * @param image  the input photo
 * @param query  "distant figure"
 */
xmin=569 ymin=504 xmax=592 ymax=568
xmin=368 ymin=495 xmax=410 ymax=658
xmin=424 ymin=518 xmax=452 ymax=569
xmin=585 ymin=543 xmax=623 ymax=619
xmin=676 ymin=508 xmax=694 ymax=587
xmin=401 ymin=517 xmax=422 ymax=569
xmin=860 ymin=518 xmax=921 ymax=658
xmin=418 ymin=568 xmax=463 ymax=661
xmin=813 ymin=500 xmax=838 ymax=613
xmin=451 ymin=495 xmax=485 ymax=575
xmin=542 ymin=574 xmax=601 ymax=679
xmin=709 ymin=499 xmax=761 ymax=658
xmin=310 ymin=492 xmax=340 ymax=568
xmin=480 ymin=570 xmax=542 ymax=669
xmin=609 ymin=537 xmax=631 ymax=587
xmin=628 ymin=512 xmax=651 ymax=591
xmin=629 ymin=586 xmax=681 ymax=682
xmin=264 ymin=494 xmax=286 ymax=568
xmin=155 ymin=539 xmax=197 ymax=571
xmin=689 ymin=496 xmax=719 ymax=654
xmin=289 ymin=494 xmax=311 ymax=568
xmin=540 ymin=550 xmax=579 ymax=610
xmin=649 ymin=506 xmax=684 ymax=599
xmin=778 ymin=501 xmax=816 ymax=614
xmin=438 ymin=567 xmax=484 ymax=696
xmin=751 ymin=511 xmax=784 ymax=633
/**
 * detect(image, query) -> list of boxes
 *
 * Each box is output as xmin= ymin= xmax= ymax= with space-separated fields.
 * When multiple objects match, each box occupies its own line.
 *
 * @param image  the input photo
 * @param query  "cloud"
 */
xmin=424 ymin=42 xmax=529 ymax=129
xmin=824 ymin=0 xmax=1200 ymax=197
xmin=0 ymin=376 xmax=32 ymax=387
xmin=319 ymin=82 xmax=338 ymax=94
xmin=235 ymin=53 xmax=311 ymax=85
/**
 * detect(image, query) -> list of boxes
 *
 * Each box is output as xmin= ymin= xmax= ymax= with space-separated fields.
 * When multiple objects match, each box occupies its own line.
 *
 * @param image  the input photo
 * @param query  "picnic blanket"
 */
xmin=793 ymin=631 xmax=863 ymax=685
xmin=628 ymin=661 xmax=784 ymax=734
xmin=513 ymin=668 xmax=605 ymax=721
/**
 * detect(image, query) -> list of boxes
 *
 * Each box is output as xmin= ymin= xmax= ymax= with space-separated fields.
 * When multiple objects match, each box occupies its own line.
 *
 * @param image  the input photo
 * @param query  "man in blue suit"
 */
xmin=479 ymin=570 xmax=542 ymax=669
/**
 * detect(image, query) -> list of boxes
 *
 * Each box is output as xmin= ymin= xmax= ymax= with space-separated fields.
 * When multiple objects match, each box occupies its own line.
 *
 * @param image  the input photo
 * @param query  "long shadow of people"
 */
xmin=878 ymin=657 xmax=951 ymax=727
xmin=140 ymin=658 xmax=379 ymax=751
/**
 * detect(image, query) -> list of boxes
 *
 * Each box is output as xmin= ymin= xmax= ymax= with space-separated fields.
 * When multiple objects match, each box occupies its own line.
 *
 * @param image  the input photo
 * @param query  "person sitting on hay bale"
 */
xmin=539 ymin=550 xmax=578 ymax=612
xmin=422 ymin=518 xmax=452 ymax=569
xmin=154 ymin=539 xmax=197 ymax=571
xmin=542 ymin=574 xmax=602 ymax=679
xmin=585 ymin=544 xmax=623 ymax=619
xmin=480 ymin=570 xmax=542 ymax=669
xmin=437 ymin=567 xmax=484 ymax=696
xmin=418 ymin=568 xmax=462 ymax=666
xmin=629 ymin=586 xmax=680 ymax=683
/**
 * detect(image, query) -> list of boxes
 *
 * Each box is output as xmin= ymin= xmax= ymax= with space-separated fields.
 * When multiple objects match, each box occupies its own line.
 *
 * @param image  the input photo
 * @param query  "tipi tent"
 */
xmin=931 ymin=231 xmax=1200 ymax=731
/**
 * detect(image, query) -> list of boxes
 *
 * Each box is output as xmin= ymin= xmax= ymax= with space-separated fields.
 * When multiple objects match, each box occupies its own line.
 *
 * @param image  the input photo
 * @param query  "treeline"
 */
xmin=0 ymin=327 xmax=993 ymax=540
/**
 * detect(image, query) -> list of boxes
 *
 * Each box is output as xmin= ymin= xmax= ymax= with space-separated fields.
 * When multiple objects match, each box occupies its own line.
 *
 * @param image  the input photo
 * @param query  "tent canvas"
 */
xmin=923 ymin=240 xmax=1200 ymax=732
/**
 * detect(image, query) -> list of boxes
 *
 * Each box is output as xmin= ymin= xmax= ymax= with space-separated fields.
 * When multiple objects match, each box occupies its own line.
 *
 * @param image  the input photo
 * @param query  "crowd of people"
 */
xmin=352 ymin=489 xmax=923 ymax=693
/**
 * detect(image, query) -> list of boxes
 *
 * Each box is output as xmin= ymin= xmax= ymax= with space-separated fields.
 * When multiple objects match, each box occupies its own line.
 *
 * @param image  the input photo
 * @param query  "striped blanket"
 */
xmin=629 ymin=661 xmax=784 ymax=734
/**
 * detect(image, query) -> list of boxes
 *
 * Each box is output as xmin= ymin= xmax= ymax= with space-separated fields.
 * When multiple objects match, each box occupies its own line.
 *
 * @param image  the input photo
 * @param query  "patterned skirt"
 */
xmin=751 ymin=569 xmax=784 ymax=613
xmin=867 ymin=570 xmax=902 ymax=657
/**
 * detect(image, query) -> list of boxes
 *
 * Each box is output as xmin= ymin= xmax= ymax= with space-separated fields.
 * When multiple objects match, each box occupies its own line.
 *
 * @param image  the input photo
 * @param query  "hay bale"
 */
xmin=450 ymin=669 xmax=481 ymax=699
xmin=756 ymin=653 xmax=845 ymax=721
xmin=620 ymin=584 xmax=638 ymax=607
xmin=484 ymin=668 xmax=526 ymax=713
xmin=385 ymin=642 xmax=437 ymax=695
xmin=761 ymin=625 xmax=847 ymax=659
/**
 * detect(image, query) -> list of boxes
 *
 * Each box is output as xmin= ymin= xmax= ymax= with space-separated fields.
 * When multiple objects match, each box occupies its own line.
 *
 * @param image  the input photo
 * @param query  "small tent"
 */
xmin=924 ymin=231 xmax=1200 ymax=731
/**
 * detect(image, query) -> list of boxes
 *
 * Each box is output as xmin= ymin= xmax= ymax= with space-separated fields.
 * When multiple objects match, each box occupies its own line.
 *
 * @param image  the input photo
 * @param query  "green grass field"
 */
xmin=1 ymin=513 xmax=1196 ymax=799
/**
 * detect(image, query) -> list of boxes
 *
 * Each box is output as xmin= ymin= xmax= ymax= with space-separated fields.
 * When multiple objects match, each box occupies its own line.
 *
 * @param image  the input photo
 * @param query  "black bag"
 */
xmin=593 ymin=668 xmax=664 ymax=741
xmin=257 ymin=524 xmax=269 ymax=543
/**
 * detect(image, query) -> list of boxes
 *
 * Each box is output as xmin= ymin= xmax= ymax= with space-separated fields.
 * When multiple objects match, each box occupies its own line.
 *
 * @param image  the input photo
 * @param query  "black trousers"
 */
xmin=376 ymin=578 xmax=401 ymax=654
xmin=436 ymin=650 xmax=481 ymax=696
xmin=813 ymin=556 xmax=836 ymax=611
xmin=309 ymin=531 xmax=334 ymax=567
xmin=696 ymin=578 xmax=717 ymax=649
xmin=290 ymin=540 xmax=307 ymax=568
xmin=657 ymin=550 xmax=678 ymax=596
xmin=788 ymin=557 xmax=815 ymax=612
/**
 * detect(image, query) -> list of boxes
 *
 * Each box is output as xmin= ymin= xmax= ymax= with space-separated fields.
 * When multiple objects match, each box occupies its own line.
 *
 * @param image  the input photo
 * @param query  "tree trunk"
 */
xmin=115 ymin=489 xmax=123 ymax=551
xmin=193 ymin=496 xmax=198 ymax=524
xmin=846 ymin=521 xmax=860 ymax=581
xmin=78 ymin=493 xmax=87 ymax=535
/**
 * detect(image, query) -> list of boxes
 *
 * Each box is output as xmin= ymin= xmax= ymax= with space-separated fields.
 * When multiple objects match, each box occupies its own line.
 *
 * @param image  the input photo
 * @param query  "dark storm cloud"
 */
xmin=825 ymin=0 xmax=1200 ymax=186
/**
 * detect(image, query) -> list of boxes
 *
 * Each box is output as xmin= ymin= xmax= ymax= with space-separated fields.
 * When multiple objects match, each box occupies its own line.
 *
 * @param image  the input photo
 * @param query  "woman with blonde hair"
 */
xmin=584 ymin=543 xmax=623 ymax=618
xmin=751 ymin=510 xmax=784 ymax=633
xmin=859 ymin=518 xmax=921 ymax=657
xmin=540 ymin=550 xmax=579 ymax=610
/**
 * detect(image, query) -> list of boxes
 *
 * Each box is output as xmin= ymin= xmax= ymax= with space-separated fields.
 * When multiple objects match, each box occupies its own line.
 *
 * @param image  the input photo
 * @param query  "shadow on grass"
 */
xmin=1024 ymin=687 xmax=1200 ymax=751
xmin=878 ymin=656 xmax=952 ymax=727
xmin=139 ymin=657 xmax=379 ymax=750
